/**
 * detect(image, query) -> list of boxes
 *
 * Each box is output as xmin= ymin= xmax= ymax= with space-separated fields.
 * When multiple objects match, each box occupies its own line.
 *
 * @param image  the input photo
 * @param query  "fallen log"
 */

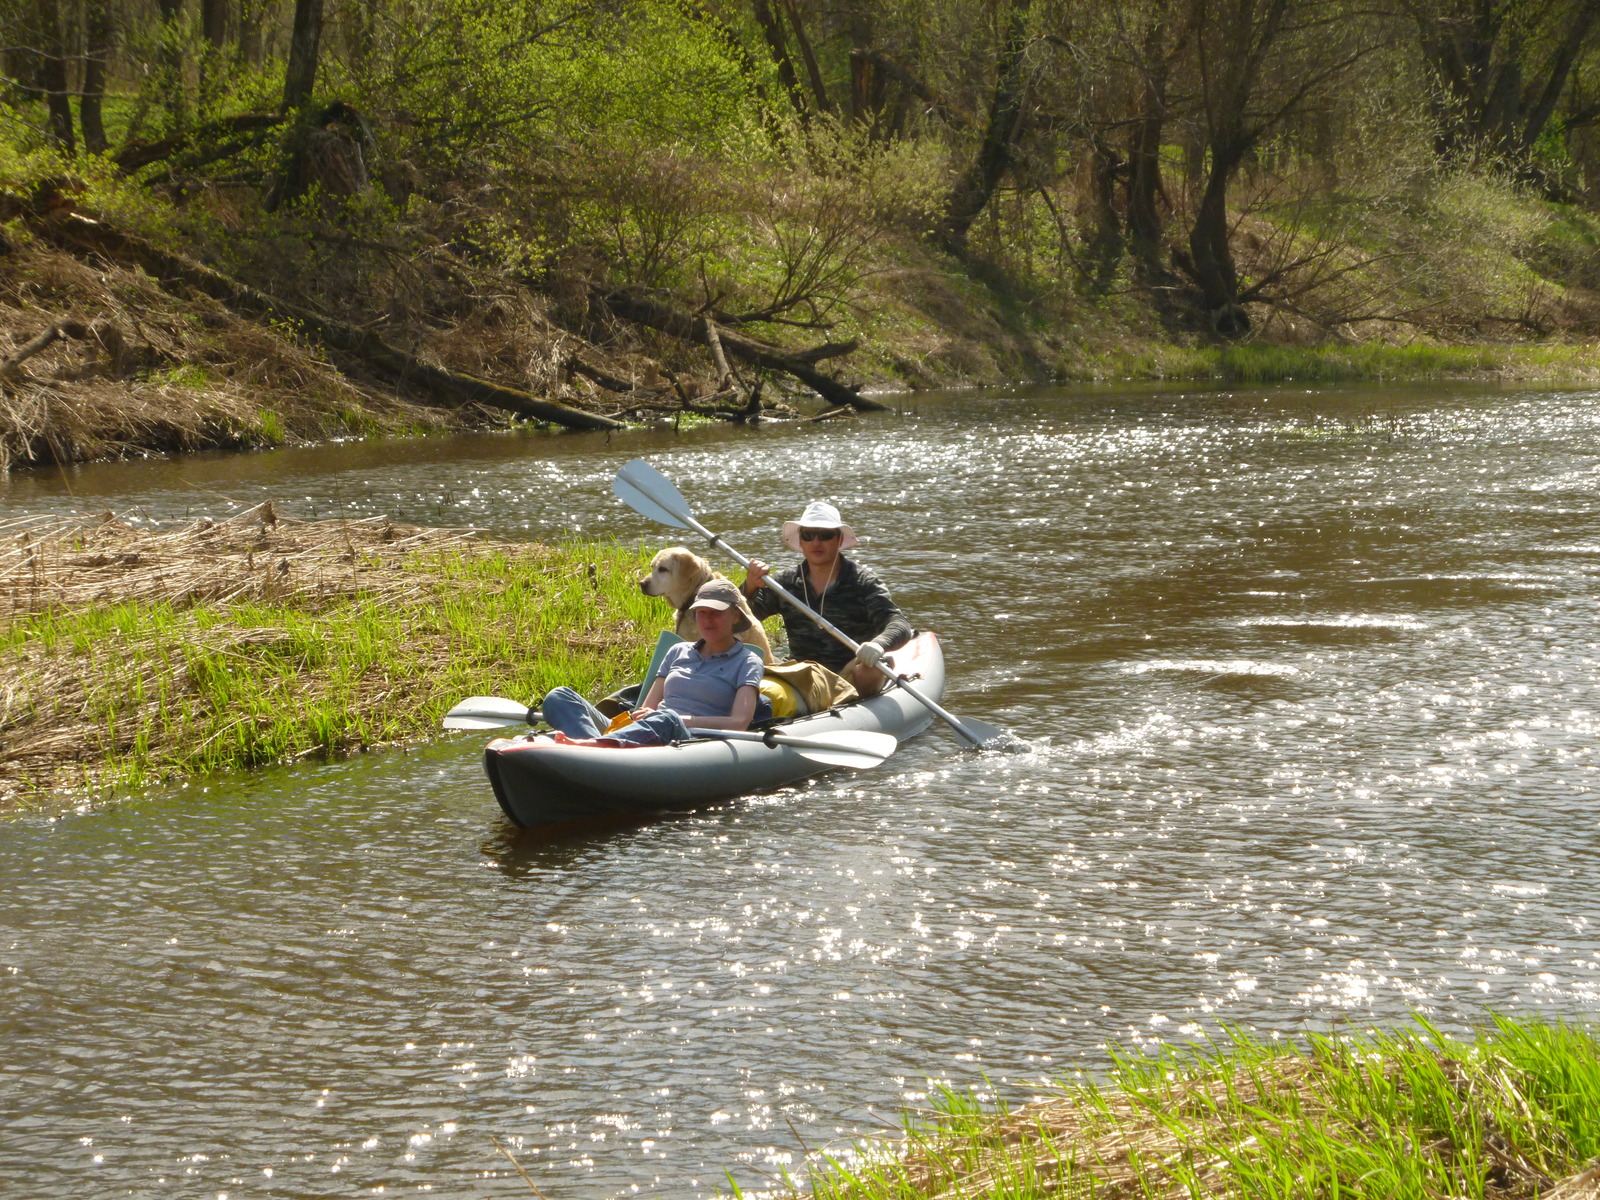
xmin=566 ymin=355 xmax=662 ymax=397
xmin=39 ymin=211 xmax=624 ymax=431
xmin=790 ymin=338 xmax=861 ymax=364
xmin=1 ymin=318 xmax=128 ymax=379
xmin=598 ymin=289 xmax=888 ymax=413
xmin=808 ymin=405 xmax=857 ymax=423
xmin=114 ymin=113 xmax=285 ymax=176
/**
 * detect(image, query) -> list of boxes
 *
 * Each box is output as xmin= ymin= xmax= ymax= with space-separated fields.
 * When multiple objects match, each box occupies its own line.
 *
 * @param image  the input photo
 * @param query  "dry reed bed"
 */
xmin=0 ymin=502 xmax=634 ymax=807
xmin=0 ymin=500 xmax=473 ymax=615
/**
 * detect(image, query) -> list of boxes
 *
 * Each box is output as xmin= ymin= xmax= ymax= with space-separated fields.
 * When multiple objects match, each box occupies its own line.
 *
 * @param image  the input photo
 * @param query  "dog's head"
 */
xmin=639 ymin=546 xmax=715 ymax=605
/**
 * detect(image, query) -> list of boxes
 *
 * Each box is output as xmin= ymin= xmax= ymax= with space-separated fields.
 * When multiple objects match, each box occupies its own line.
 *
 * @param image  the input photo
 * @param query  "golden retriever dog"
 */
xmin=639 ymin=546 xmax=775 ymax=662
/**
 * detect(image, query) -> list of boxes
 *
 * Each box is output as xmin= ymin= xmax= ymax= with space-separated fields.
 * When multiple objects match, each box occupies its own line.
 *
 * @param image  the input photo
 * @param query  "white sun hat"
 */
xmin=782 ymin=501 xmax=858 ymax=553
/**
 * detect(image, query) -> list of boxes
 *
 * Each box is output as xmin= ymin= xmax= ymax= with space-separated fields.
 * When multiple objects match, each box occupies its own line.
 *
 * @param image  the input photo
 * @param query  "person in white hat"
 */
xmin=740 ymin=501 xmax=912 ymax=697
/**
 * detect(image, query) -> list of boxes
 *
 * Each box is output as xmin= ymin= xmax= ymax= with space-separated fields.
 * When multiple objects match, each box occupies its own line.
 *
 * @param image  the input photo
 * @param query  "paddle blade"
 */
xmin=442 ymin=696 xmax=536 ymax=730
xmin=613 ymin=459 xmax=690 ymax=529
xmin=691 ymin=726 xmax=896 ymax=768
xmin=949 ymin=717 xmax=1024 ymax=752
xmin=770 ymin=728 xmax=897 ymax=769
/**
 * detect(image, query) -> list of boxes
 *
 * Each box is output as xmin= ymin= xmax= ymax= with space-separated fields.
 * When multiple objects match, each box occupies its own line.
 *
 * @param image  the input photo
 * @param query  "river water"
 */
xmin=3 ymin=383 xmax=1598 ymax=1197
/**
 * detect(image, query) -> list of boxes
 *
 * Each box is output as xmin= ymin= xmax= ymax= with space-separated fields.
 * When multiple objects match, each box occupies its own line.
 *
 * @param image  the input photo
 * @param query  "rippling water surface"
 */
xmin=3 ymin=383 xmax=1599 ymax=1196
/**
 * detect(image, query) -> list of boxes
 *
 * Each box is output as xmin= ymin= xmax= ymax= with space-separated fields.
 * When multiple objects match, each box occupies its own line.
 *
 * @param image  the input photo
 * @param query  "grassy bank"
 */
xmin=774 ymin=1014 xmax=1600 ymax=1200
xmin=0 ymin=503 xmax=661 ymax=812
xmin=6 ymin=134 xmax=1600 ymax=475
xmin=1060 ymin=341 xmax=1600 ymax=385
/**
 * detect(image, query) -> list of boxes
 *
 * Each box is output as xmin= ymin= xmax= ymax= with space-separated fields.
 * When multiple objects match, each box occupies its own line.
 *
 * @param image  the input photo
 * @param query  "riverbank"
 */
xmin=0 ymin=503 xmax=659 ymax=813
xmin=781 ymin=1014 xmax=1600 ymax=1200
xmin=4 ymin=171 xmax=1600 ymax=473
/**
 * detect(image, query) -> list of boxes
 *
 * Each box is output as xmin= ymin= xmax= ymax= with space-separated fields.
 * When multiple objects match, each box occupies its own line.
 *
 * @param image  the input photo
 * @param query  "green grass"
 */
xmin=778 ymin=1014 xmax=1600 ymax=1200
xmin=1211 ymin=342 xmax=1505 ymax=382
xmin=253 ymin=408 xmax=286 ymax=444
xmin=1 ymin=539 xmax=665 ymax=805
xmin=1059 ymin=339 xmax=1600 ymax=384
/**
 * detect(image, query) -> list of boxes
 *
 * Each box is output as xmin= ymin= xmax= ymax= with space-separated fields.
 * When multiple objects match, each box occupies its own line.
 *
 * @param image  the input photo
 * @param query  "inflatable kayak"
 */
xmin=483 ymin=631 xmax=945 ymax=827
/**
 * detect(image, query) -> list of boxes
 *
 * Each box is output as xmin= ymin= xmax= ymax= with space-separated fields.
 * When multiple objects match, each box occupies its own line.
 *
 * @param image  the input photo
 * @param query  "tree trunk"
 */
xmin=844 ymin=5 xmax=878 ymax=125
xmin=237 ymin=0 xmax=262 ymax=65
xmin=282 ymin=0 xmax=324 ymax=112
xmin=41 ymin=57 xmax=76 ymax=156
xmin=1174 ymin=0 xmax=1300 ymax=336
xmin=40 ymin=211 xmax=625 ymax=431
xmin=940 ymin=0 xmax=1034 ymax=256
xmin=752 ymin=0 xmax=809 ymax=122
xmin=1519 ymin=5 xmax=1599 ymax=158
xmin=779 ymin=0 xmax=832 ymax=114
xmin=158 ymin=0 xmax=188 ymax=132
xmin=51 ymin=212 xmax=624 ymax=432
xmin=1187 ymin=152 xmax=1248 ymax=332
xmin=1125 ymin=14 xmax=1172 ymax=277
xmin=80 ymin=0 xmax=114 ymax=155
xmin=266 ymin=0 xmax=328 ymax=211
xmin=1077 ymin=135 xmax=1122 ymax=292
xmin=31 ymin=0 xmax=75 ymax=154
xmin=201 ymin=0 xmax=228 ymax=46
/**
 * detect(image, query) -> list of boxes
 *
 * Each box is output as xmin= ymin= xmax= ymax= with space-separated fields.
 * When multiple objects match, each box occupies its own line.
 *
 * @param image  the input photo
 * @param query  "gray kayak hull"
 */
xmin=483 ymin=632 xmax=945 ymax=827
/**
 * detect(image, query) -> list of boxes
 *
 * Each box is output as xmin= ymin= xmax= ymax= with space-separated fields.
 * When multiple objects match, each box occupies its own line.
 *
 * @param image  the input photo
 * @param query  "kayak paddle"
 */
xmin=441 ymin=696 xmax=897 ymax=769
xmin=442 ymin=696 xmax=541 ymax=730
xmin=612 ymin=457 xmax=1020 ymax=751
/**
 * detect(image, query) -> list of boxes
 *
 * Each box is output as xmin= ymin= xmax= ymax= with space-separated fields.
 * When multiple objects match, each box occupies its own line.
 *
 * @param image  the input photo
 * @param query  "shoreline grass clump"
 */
xmin=0 ymin=502 xmax=662 ymax=812
xmin=1062 ymin=340 xmax=1600 ymax=385
xmin=782 ymin=1013 xmax=1600 ymax=1200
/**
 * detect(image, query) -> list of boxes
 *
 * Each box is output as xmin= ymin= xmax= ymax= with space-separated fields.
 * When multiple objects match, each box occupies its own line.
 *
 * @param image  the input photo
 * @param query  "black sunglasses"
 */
xmin=799 ymin=528 xmax=840 ymax=542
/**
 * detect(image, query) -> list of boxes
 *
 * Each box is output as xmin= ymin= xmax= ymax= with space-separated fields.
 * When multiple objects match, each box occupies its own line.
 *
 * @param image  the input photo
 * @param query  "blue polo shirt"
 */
xmin=658 ymin=640 xmax=765 ymax=719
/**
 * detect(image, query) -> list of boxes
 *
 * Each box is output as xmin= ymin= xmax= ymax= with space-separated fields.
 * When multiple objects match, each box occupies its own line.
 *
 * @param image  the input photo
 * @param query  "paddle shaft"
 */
xmin=444 ymin=698 xmax=890 ymax=764
xmin=691 ymin=725 xmax=894 ymax=760
xmin=667 ymin=511 xmax=991 ymax=750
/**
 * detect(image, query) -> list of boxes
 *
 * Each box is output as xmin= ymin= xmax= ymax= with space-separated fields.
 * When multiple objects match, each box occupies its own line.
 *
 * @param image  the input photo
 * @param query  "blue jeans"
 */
xmin=540 ymin=687 xmax=690 ymax=746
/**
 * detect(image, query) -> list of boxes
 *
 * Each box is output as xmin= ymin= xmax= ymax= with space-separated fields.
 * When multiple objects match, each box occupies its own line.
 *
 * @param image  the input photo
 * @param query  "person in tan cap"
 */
xmin=542 ymin=579 xmax=767 ymax=744
xmin=741 ymin=500 xmax=912 ymax=697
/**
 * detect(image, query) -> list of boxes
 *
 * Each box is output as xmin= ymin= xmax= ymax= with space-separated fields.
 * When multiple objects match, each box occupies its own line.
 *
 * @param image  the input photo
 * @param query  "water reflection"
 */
xmin=3 ymin=383 xmax=1600 ymax=1197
